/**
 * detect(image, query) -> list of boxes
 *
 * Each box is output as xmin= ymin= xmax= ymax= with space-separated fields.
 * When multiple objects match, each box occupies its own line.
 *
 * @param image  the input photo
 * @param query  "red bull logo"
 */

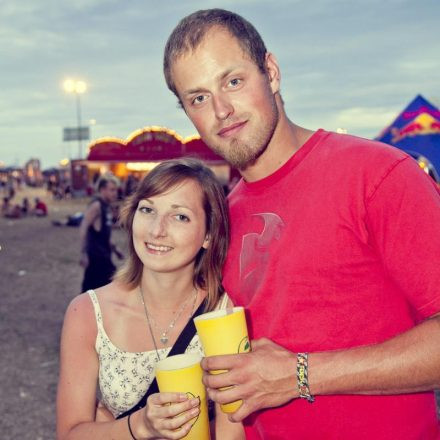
xmin=391 ymin=112 xmax=440 ymax=143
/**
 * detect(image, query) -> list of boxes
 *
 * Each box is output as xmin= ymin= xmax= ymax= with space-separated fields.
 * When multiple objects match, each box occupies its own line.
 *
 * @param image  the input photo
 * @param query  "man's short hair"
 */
xmin=96 ymin=173 xmax=119 ymax=192
xmin=163 ymin=8 xmax=267 ymax=98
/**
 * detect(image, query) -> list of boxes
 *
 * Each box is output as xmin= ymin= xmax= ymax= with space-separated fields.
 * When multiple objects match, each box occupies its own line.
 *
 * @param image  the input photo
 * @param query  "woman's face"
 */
xmin=132 ymin=179 xmax=209 ymax=275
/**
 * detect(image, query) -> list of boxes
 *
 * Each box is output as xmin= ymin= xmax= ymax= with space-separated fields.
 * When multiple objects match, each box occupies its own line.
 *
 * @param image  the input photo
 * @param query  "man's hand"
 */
xmin=201 ymin=338 xmax=298 ymax=422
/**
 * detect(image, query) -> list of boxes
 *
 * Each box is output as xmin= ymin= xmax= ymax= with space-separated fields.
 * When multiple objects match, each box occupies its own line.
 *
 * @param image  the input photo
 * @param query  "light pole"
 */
xmin=63 ymin=79 xmax=87 ymax=159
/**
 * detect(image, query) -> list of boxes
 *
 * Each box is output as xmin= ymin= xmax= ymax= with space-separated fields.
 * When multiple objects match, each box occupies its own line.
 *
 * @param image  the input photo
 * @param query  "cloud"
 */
xmin=332 ymin=106 xmax=399 ymax=133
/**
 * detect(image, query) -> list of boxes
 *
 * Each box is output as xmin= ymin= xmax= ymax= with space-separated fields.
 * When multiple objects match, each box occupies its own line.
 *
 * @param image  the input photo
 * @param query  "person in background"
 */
xmin=1 ymin=196 xmax=10 ymax=215
xmin=79 ymin=173 xmax=123 ymax=292
xmin=57 ymin=158 xmax=244 ymax=439
xmin=33 ymin=197 xmax=48 ymax=217
xmin=3 ymin=197 xmax=22 ymax=219
xmin=21 ymin=197 xmax=29 ymax=215
xmin=163 ymin=9 xmax=440 ymax=439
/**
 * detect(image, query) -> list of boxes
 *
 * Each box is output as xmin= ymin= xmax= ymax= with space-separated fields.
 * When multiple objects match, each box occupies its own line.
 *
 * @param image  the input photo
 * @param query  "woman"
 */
xmin=57 ymin=158 xmax=244 ymax=439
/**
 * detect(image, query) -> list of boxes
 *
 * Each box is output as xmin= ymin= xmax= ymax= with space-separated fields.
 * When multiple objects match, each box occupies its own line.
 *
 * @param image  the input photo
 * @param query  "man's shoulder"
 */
xmin=323 ymin=131 xmax=407 ymax=161
xmin=317 ymin=131 xmax=410 ymax=178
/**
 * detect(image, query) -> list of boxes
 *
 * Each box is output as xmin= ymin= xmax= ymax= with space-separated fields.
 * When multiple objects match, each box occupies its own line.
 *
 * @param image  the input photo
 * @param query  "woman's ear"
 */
xmin=202 ymin=234 xmax=210 ymax=250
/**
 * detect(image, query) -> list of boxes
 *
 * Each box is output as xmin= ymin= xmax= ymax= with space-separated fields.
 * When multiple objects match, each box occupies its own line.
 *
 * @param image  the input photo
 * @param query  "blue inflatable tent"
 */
xmin=376 ymin=95 xmax=440 ymax=181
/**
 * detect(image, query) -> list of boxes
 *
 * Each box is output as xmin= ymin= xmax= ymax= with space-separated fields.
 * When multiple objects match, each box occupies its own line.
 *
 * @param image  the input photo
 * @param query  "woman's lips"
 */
xmin=145 ymin=243 xmax=173 ymax=254
xmin=217 ymin=121 xmax=247 ymax=138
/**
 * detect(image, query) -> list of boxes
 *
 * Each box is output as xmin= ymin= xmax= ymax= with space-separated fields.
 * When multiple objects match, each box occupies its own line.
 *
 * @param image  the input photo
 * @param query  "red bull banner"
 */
xmin=376 ymin=95 xmax=440 ymax=181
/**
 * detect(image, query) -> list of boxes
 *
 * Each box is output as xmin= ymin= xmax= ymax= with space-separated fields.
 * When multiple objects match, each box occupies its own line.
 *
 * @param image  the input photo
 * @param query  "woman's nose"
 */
xmin=150 ymin=215 xmax=167 ymax=237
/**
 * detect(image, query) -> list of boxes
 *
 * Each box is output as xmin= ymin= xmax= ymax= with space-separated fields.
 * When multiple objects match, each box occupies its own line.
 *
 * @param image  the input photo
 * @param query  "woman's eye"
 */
xmin=139 ymin=206 xmax=153 ymax=214
xmin=176 ymin=214 xmax=190 ymax=222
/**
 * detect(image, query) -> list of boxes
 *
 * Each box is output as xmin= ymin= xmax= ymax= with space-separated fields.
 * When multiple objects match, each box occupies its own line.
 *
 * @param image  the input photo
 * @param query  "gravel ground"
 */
xmin=0 ymin=186 xmax=438 ymax=439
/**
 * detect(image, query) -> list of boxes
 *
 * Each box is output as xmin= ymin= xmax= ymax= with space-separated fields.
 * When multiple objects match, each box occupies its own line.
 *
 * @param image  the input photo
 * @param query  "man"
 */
xmin=79 ymin=173 xmax=122 ymax=292
xmin=163 ymin=8 xmax=440 ymax=439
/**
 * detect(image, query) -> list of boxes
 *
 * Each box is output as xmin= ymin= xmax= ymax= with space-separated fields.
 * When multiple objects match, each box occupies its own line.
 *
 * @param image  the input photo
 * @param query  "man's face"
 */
xmin=101 ymin=182 xmax=118 ymax=203
xmin=170 ymin=28 xmax=280 ymax=170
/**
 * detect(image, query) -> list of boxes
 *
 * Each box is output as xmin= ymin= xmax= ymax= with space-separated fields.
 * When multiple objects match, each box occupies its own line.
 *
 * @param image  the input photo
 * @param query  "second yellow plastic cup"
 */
xmin=194 ymin=307 xmax=251 ymax=413
xmin=155 ymin=353 xmax=210 ymax=440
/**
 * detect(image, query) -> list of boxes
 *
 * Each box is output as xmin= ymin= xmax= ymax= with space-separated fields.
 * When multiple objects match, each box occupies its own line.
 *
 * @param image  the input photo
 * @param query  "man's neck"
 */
xmin=240 ymin=112 xmax=314 ymax=183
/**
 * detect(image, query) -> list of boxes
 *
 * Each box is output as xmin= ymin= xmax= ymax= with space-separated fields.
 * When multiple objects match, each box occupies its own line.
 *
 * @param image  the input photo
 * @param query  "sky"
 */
xmin=1 ymin=0 xmax=439 ymax=169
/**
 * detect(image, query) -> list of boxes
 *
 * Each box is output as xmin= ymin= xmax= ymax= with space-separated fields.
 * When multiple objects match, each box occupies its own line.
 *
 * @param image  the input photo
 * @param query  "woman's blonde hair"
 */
xmin=114 ymin=158 xmax=230 ymax=311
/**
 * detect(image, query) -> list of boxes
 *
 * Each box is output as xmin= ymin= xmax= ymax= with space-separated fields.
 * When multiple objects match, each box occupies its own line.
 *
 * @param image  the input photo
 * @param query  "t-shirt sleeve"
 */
xmin=365 ymin=156 xmax=440 ymax=321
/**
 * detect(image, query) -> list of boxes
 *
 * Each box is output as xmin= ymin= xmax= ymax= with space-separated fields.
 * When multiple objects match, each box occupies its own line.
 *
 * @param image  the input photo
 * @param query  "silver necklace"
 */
xmin=138 ymin=286 xmax=198 ymax=360
xmin=139 ymin=286 xmax=160 ymax=361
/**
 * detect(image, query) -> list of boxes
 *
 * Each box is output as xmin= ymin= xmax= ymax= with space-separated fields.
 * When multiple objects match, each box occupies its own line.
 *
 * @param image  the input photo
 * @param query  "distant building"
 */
xmin=70 ymin=126 xmax=238 ymax=196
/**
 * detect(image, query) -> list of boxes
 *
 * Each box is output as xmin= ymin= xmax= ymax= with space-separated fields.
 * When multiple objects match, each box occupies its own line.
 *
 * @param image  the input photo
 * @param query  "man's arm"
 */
xmin=78 ymin=201 xmax=100 ymax=268
xmin=311 ymin=312 xmax=440 ymax=396
xmin=202 ymin=312 xmax=440 ymax=422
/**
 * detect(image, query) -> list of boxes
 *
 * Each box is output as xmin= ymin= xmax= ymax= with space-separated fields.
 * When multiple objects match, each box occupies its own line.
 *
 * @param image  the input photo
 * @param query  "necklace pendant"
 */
xmin=160 ymin=334 xmax=168 ymax=345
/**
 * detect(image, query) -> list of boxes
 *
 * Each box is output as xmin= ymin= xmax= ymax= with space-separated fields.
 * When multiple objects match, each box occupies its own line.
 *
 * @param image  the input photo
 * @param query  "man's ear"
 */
xmin=202 ymin=234 xmax=210 ymax=250
xmin=265 ymin=52 xmax=281 ymax=94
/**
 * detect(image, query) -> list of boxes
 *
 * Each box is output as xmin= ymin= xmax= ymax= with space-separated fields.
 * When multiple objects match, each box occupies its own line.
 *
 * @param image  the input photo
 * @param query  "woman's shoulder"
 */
xmin=63 ymin=282 xmax=124 ymax=338
xmin=91 ymin=281 xmax=134 ymax=314
xmin=64 ymin=291 xmax=98 ymax=333
xmin=70 ymin=281 xmax=117 ymax=307
xmin=84 ymin=281 xmax=126 ymax=308
xmin=61 ymin=292 xmax=99 ymax=350
xmin=66 ymin=290 xmax=94 ymax=319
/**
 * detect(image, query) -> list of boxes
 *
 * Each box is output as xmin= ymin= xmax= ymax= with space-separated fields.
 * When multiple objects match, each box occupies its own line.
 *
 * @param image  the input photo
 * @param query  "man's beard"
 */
xmin=209 ymin=99 xmax=279 ymax=170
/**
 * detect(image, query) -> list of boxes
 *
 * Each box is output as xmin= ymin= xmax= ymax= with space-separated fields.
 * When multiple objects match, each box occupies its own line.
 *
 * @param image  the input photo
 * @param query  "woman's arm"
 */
xmin=214 ymin=403 xmax=245 ymax=440
xmin=95 ymin=401 xmax=115 ymax=422
xmin=56 ymin=293 xmax=129 ymax=439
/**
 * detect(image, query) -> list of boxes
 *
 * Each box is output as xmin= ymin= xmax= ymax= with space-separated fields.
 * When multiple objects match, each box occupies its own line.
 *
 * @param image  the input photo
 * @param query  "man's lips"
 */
xmin=217 ymin=121 xmax=247 ymax=137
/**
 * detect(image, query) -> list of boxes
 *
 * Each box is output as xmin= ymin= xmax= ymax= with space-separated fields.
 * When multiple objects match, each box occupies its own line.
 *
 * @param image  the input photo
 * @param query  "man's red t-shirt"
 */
xmin=224 ymin=130 xmax=440 ymax=439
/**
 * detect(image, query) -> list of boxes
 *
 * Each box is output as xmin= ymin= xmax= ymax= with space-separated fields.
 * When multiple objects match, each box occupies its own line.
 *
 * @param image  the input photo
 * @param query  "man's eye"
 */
xmin=229 ymin=78 xmax=241 ymax=87
xmin=192 ymin=95 xmax=206 ymax=105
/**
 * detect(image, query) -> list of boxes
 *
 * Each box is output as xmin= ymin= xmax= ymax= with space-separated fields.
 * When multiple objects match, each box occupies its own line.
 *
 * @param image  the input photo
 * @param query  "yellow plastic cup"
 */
xmin=155 ymin=353 xmax=210 ymax=440
xmin=194 ymin=307 xmax=251 ymax=413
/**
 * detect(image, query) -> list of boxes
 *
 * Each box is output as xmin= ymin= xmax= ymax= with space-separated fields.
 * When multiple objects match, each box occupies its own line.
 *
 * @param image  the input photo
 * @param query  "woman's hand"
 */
xmin=134 ymin=392 xmax=201 ymax=439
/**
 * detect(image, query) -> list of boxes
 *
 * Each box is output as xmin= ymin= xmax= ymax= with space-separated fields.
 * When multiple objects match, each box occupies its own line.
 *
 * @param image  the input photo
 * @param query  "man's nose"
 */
xmin=212 ymin=93 xmax=233 ymax=120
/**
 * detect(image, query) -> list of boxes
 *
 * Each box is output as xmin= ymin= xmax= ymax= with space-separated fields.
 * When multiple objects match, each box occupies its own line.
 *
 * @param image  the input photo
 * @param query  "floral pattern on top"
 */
xmin=88 ymin=290 xmax=204 ymax=418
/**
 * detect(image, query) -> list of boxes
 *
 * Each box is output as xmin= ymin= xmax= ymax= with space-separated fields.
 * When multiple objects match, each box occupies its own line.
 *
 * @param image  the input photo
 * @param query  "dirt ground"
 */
xmin=0 ymin=186 xmax=127 ymax=440
xmin=0 ymin=186 xmax=438 ymax=439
